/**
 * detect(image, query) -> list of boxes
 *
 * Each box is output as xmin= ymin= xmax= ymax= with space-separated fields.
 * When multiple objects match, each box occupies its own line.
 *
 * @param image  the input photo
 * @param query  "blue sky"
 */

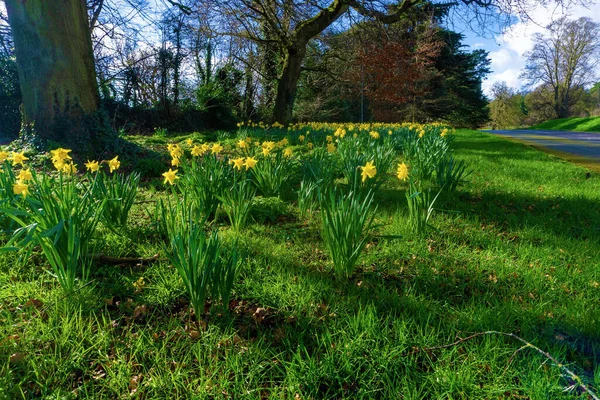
xmin=460 ymin=1 xmax=600 ymax=96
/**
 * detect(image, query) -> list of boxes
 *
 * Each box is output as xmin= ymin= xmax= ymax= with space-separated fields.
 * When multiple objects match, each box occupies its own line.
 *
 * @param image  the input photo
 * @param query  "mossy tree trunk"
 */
xmin=5 ymin=0 xmax=106 ymax=152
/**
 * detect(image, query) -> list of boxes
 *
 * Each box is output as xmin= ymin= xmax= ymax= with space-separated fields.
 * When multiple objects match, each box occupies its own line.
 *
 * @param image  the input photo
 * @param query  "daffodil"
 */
xmin=262 ymin=147 xmax=271 ymax=156
xmin=334 ymin=128 xmax=346 ymax=138
xmin=13 ymin=180 xmax=28 ymax=198
xmin=326 ymin=135 xmax=333 ymax=143
xmin=0 ymin=151 xmax=9 ymax=162
xmin=53 ymin=160 xmax=65 ymax=171
xmin=10 ymin=152 xmax=28 ymax=166
xmin=360 ymin=161 xmax=377 ymax=182
xmin=201 ymin=143 xmax=210 ymax=153
xmin=85 ymin=160 xmax=99 ymax=172
xmin=18 ymin=169 xmax=33 ymax=181
xmin=230 ymin=157 xmax=245 ymax=170
xmin=172 ymin=157 xmax=181 ymax=167
xmin=396 ymin=162 xmax=409 ymax=181
xmin=299 ymin=135 xmax=305 ymax=142
xmin=186 ymin=138 xmax=193 ymax=146
xmin=307 ymin=142 xmax=314 ymax=149
xmin=62 ymin=162 xmax=77 ymax=175
xmin=211 ymin=143 xmax=224 ymax=154
xmin=369 ymin=131 xmax=380 ymax=139
xmin=191 ymin=145 xmax=204 ymax=157
xmin=284 ymin=148 xmax=293 ymax=157
xmin=327 ymin=143 xmax=336 ymax=153
xmin=50 ymin=148 xmax=72 ymax=163
xmin=162 ymin=168 xmax=178 ymax=185
xmin=108 ymin=156 xmax=120 ymax=173
xmin=244 ymin=157 xmax=257 ymax=170
xmin=168 ymin=144 xmax=183 ymax=159
xmin=262 ymin=141 xmax=276 ymax=151
xmin=237 ymin=140 xmax=249 ymax=150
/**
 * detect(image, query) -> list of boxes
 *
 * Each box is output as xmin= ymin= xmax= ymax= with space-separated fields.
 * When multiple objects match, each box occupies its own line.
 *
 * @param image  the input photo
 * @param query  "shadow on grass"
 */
xmin=451 ymin=187 xmax=600 ymax=240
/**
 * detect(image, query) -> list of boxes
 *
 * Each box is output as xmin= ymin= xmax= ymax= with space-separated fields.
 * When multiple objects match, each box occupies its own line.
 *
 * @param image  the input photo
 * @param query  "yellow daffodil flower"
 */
xmin=299 ymin=135 xmax=305 ymax=142
xmin=211 ymin=143 xmax=223 ymax=154
xmin=327 ymin=143 xmax=336 ymax=153
xmin=108 ymin=156 xmax=120 ymax=173
xmin=168 ymin=144 xmax=183 ymax=159
xmin=85 ymin=160 xmax=99 ymax=172
xmin=10 ymin=151 xmax=28 ymax=166
xmin=50 ymin=148 xmax=72 ymax=163
xmin=238 ymin=140 xmax=249 ymax=150
xmin=360 ymin=161 xmax=377 ymax=182
xmin=0 ymin=151 xmax=9 ymax=162
xmin=53 ymin=160 xmax=65 ymax=171
xmin=284 ymin=148 xmax=293 ymax=158
xmin=162 ymin=168 xmax=178 ymax=185
xmin=62 ymin=162 xmax=77 ymax=175
xmin=396 ymin=162 xmax=409 ymax=181
xmin=262 ymin=141 xmax=276 ymax=150
xmin=369 ymin=131 xmax=380 ymax=139
xmin=172 ymin=157 xmax=181 ymax=167
xmin=244 ymin=157 xmax=257 ymax=170
xmin=18 ymin=169 xmax=33 ymax=181
xmin=230 ymin=157 xmax=245 ymax=170
xmin=186 ymin=138 xmax=193 ymax=146
xmin=13 ymin=180 xmax=28 ymax=198
xmin=191 ymin=145 xmax=204 ymax=157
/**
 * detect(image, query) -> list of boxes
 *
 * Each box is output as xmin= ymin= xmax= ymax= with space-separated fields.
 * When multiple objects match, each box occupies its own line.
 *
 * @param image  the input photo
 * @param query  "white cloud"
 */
xmin=483 ymin=68 xmax=522 ymax=94
xmin=489 ymin=48 xmax=514 ymax=69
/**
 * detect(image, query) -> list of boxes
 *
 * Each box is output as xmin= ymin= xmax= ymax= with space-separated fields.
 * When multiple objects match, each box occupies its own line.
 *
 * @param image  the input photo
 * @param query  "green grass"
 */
xmin=1 ymin=129 xmax=600 ymax=398
xmin=528 ymin=116 xmax=600 ymax=132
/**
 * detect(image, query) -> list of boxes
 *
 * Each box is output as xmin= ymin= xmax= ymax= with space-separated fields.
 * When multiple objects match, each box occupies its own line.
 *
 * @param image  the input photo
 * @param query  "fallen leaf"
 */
xmin=10 ymin=353 xmax=25 ymax=363
xmin=253 ymin=307 xmax=267 ymax=325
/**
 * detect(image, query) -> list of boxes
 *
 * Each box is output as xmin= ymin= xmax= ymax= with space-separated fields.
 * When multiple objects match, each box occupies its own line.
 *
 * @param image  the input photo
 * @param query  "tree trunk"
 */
xmin=553 ymin=87 xmax=561 ymax=119
xmin=5 ymin=0 xmax=104 ymax=152
xmin=273 ymin=45 xmax=306 ymax=124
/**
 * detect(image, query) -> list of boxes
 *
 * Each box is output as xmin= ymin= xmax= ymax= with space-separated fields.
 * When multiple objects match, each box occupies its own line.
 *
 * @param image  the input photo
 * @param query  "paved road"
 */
xmin=484 ymin=129 xmax=600 ymax=160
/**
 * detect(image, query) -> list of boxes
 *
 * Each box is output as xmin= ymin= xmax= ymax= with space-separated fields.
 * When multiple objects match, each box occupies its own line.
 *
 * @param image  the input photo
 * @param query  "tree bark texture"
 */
xmin=273 ymin=45 xmax=306 ymax=124
xmin=5 ymin=0 xmax=101 ymax=148
xmin=271 ymin=0 xmax=349 ymax=124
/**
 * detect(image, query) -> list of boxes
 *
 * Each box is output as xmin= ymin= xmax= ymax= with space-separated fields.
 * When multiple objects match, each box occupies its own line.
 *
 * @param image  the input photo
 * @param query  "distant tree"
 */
xmin=589 ymin=82 xmax=600 ymax=115
xmin=489 ymin=81 xmax=524 ymax=129
xmin=427 ymin=30 xmax=490 ymax=128
xmin=521 ymin=16 xmax=600 ymax=119
xmin=348 ymin=19 xmax=442 ymax=122
xmin=523 ymin=84 xmax=555 ymax=125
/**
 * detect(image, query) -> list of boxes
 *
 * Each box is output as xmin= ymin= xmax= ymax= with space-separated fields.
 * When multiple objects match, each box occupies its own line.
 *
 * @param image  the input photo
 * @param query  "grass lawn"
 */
xmin=1 ymin=129 xmax=599 ymax=398
xmin=528 ymin=116 xmax=600 ymax=133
